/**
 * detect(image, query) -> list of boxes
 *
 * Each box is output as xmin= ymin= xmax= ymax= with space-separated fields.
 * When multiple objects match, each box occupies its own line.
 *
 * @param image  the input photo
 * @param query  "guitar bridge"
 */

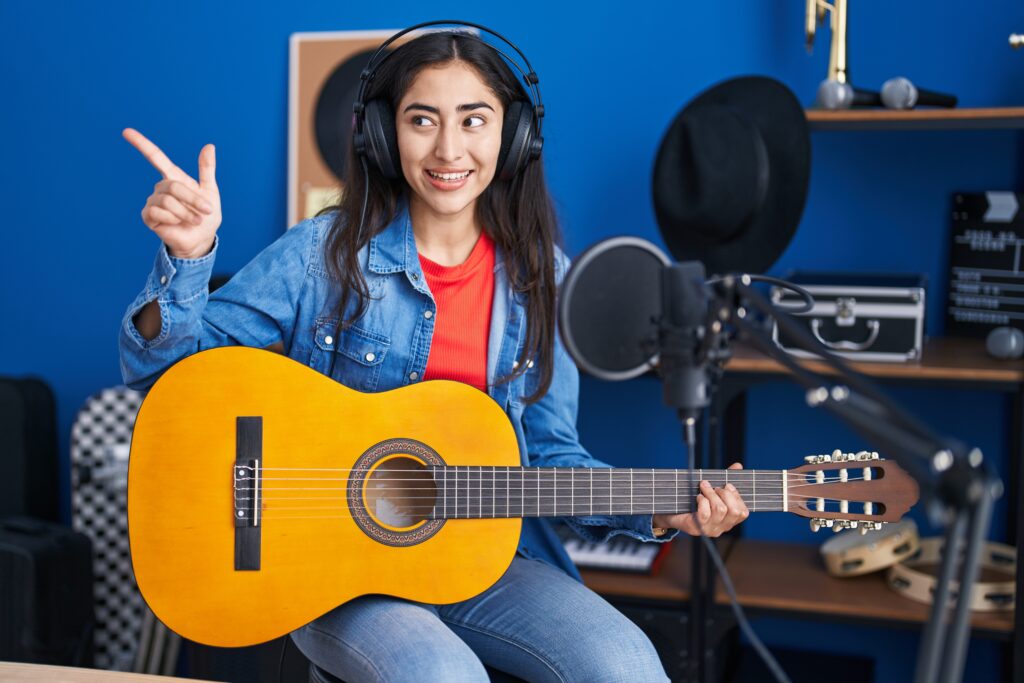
xmin=233 ymin=417 xmax=262 ymax=570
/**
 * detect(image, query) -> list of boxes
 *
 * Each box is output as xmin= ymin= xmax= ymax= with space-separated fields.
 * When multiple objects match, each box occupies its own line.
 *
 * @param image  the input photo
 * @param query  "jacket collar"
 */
xmin=367 ymin=205 xmax=416 ymax=275
xmin=366 ymin=200 xmax=506 ymax=276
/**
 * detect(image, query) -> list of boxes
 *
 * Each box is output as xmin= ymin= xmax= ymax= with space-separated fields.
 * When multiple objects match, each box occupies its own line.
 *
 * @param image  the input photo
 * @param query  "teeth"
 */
xmin=428 ymin=171 xmax=470 ymax=181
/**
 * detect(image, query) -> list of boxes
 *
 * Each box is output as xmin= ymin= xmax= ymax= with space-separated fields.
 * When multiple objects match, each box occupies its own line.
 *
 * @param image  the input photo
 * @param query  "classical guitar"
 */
xmin=127 ymin=346 xmax=919 ymax=647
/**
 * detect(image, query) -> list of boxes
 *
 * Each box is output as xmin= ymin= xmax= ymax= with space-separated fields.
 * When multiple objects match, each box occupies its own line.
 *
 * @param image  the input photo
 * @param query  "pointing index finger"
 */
xmin=122 ymin=128 xmax=188 ymax=181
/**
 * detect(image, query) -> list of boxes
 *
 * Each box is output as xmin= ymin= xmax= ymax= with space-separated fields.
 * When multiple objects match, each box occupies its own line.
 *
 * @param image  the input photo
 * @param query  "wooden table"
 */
xmin=0 ymin=662 xmax=222 ymax=682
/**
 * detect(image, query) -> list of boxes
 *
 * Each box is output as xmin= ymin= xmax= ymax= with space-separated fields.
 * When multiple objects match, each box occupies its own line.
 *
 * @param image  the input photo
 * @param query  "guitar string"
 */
xmin=235 ymin=496 xmax=846 ymax=507
xmin=240 ymin=466 xmax=875 ymax=477
xmin=233 ymin=475 xmax=874 ymax=489
xmin=234 ymin=474 xmax=871 ymax=486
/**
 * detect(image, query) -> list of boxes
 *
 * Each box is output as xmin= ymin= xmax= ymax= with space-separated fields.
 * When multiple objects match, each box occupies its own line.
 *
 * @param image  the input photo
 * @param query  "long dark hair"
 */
xmin=318 ymin=31 xmax=561 ymax=404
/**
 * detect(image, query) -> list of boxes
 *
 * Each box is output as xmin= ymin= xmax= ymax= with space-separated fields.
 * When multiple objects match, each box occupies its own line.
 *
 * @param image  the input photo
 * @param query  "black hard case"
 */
xmin=0 ymin=377 xmax=59 ymax=521
xmin=0 ymin=516 xmax=95 ymax=666
xmin=772 ymin=273 xmax=927 ymax=363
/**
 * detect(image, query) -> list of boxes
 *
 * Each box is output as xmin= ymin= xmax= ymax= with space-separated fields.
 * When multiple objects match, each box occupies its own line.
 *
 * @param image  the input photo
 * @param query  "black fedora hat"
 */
xmin=652 ymin=76 xmax=810 ymax=275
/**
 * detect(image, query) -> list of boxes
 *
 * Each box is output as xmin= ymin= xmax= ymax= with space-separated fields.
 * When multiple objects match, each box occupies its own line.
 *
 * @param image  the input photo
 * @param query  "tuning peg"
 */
xmin=859 ymin=525 xmax=870 ymax=535
xmin=804 ymin=453 xmax=834 ymax=464
xmin=874 ymin=522 xmax=884 ymax=530
xmin=810 ymin=517 xmax=835 ymax=532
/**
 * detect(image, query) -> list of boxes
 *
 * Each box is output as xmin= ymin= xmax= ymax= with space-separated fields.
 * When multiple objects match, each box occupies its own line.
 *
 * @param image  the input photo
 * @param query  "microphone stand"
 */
xmin=658 ymin=267 xmax=1002 ymax=683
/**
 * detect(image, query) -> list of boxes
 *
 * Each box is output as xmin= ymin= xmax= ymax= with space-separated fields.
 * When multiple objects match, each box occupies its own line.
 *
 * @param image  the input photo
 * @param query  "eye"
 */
xmin=411 ymin=115 xmax=435 ymax=127
xmin=464 ymin=115 xmax=486 ymax=128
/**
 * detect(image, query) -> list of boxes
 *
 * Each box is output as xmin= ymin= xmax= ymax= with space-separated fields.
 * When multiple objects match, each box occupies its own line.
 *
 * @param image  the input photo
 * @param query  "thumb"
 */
xmin=198 ymin=143 xmax=217 ymax=189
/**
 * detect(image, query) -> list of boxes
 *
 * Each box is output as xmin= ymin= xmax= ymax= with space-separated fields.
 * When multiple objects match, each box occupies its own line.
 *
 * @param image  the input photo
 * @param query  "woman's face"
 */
xmin=396 ymin=61 xmax=504 ymax=226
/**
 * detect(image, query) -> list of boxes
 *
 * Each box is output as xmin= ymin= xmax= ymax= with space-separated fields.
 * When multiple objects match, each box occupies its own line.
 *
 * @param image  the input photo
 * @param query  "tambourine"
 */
xmin=820 ymin=519 xmax=920 ymax=577
xmin=887 ymin=537 xmax=1016 ymax=612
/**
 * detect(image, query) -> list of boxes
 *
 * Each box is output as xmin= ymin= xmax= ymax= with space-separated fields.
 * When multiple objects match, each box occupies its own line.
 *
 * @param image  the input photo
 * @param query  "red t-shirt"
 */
xmin=418 ymin=231 xmax=495 ymax=393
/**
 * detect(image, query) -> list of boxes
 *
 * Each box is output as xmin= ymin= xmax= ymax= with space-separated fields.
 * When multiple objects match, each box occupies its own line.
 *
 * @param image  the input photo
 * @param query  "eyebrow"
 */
xmin=402 ymin=101 xmax=496 ymax=114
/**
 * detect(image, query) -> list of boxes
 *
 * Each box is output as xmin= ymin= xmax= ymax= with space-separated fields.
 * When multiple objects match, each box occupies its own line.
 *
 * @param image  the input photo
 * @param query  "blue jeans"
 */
xmin=290 ymin=555 xmax=671 ymax=683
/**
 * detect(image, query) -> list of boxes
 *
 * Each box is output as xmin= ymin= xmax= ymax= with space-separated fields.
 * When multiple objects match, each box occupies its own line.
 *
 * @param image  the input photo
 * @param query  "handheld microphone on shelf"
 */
xmin=815 ymin=79 xmax=882 ymax=110
xmin=880 ymin=76 xmax=958 ymax=109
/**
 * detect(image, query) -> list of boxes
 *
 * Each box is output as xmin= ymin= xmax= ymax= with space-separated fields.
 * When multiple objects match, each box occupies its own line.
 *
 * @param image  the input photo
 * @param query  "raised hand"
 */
xmin=653 ymin=462 xmax=749 ymax=538
xmin=123 ymin=128 xmax=220 ymax=259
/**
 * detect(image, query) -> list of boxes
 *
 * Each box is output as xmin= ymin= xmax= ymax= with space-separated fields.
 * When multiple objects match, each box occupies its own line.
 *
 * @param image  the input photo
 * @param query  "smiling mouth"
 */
xmin=426 ymin=170 xmax=472 ymax=181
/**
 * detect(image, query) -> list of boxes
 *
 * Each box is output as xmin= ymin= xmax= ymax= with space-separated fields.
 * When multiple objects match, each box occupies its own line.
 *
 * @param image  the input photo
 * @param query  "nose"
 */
xmin=434 ymin=120 xmax=465 ymax=162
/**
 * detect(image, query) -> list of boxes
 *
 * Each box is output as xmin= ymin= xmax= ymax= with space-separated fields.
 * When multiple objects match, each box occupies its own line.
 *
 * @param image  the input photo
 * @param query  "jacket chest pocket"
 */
xmin=312 ymin=319 xmax=390 ymax=392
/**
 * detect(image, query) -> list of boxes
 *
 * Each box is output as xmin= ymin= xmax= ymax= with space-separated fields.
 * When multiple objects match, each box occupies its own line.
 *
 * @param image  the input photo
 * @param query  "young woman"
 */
xmin=120 ymin=25 xmax=748 ymax=683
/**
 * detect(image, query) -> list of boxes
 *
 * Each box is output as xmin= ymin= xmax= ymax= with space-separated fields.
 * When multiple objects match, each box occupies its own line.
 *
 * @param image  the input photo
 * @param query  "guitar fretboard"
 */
xmin=427 ymin=467 xmax=786 ymax=519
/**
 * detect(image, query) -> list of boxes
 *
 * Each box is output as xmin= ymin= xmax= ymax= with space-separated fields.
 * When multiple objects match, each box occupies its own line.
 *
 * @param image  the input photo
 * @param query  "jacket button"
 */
xmin=512 ymin=361 xmax=519 ymax=369
xmin=424 ymin=310 xmax=433 ymax=319
xmin=365 ymin=352 xmax=376 ymax=362
xmin=324 ymin=336 xmax=333 ymax=346
xmin=527 ymin=359 xmax=535 ymax=368
xmin=409 ymin=371 xmax=419 ymax=380
xmin=160 ymin=275 xmax=168 ymax=285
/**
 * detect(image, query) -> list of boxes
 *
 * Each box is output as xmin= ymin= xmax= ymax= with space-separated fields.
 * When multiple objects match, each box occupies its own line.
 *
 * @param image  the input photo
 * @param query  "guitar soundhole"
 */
xmin=348 ymin=438 xmax=445 ymax=547
xmin=365 ymin=457 xmax=437 ymax=527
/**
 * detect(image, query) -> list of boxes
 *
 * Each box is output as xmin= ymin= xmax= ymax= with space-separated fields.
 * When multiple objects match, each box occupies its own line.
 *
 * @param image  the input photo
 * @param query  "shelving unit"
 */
xmin=711 ymin=335 xmax=1024 ymax=680
xmin=578 ymin=336 xmax=1022 ymax=681
xmin=581 ymin=107 xmax=1024 ymax=681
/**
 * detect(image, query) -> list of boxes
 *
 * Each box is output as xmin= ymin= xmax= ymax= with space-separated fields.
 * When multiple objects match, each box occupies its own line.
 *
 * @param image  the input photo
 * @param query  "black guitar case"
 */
xmin=0 ymin=377 xmax=59 ymax=521
xmin=0 ymin=516 xmax=94 ymax=665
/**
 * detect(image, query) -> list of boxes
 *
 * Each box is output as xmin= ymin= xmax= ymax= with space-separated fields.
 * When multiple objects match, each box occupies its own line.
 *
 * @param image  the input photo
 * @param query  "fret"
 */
xmin=459 ymin=466 xmax=467 ymax=519
xmin=536 ymin=466 xmax=544 ymax=516
xmin=519 ymin=467 xmax=524 ymax=519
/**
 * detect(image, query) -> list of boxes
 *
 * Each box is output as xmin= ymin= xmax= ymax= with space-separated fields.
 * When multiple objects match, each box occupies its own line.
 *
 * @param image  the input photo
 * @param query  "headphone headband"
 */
xmin=353 ymin=20 xmax=544 ymax=141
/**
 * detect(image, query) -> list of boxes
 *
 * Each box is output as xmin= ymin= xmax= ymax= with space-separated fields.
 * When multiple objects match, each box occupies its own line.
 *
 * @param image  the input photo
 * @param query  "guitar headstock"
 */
xmin=788 ymin=449 xmax=919 ymax=534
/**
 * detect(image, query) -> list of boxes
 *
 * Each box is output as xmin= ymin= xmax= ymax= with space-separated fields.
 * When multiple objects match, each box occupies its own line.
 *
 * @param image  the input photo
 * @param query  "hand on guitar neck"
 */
xmin=652 ymin=462 xmax=748 ymax=537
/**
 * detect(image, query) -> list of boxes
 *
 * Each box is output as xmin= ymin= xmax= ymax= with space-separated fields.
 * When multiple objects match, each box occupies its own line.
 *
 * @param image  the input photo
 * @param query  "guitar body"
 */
xmin=128 ymin=346 xmax=521 ymax=647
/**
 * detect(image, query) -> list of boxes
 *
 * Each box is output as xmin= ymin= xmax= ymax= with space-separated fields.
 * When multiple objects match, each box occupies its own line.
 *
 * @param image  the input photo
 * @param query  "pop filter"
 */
xmin=559 ymin=237 xmax=671 ymax=380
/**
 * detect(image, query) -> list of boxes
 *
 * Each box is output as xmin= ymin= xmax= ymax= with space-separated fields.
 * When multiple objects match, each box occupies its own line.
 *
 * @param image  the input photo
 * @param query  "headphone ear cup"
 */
xmin=497 ymin=100 xmax=537 ymax=180
xmin=362 ymin=98 xmax=402 ymax=180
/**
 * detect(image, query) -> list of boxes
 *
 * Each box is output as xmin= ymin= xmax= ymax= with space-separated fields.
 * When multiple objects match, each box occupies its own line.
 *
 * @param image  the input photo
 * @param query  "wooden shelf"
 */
xmin=805 ymin=107 xmax=1024 ymax=131
xmin=721 ymin=539 xmax=1013 ymax=636
xmin=724 ymin=336 xmax=1024 ymax=385
xmin=580 ymin=539 xmax=1013 ymax=637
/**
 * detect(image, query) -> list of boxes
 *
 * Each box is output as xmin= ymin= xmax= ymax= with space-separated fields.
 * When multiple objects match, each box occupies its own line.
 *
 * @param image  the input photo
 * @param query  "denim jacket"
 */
xmin=119 ymin=207 xmax=675 ymax=581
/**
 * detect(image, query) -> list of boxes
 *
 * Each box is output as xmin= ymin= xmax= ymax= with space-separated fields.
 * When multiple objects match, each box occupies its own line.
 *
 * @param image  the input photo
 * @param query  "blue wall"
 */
xmin=3 ymin=1 xmax=1022 ymax=680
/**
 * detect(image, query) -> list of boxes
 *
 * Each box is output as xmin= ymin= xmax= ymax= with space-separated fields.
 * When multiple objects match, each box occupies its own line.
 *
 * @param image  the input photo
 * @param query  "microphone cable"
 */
xmin=705 ymin=274 xmax=815 ymax=314
xmin=683 ymin=418 xmax=792 ymax=683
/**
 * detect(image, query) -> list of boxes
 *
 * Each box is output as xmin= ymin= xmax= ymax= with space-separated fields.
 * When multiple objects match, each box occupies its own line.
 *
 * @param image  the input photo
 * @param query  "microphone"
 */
xmin=880 ymin=77 xmax=958 ymax=109
xmin=658 ymin=261 xmax=711 ymax=423
xmin=815 ymin=79 xmax=882 ymax=110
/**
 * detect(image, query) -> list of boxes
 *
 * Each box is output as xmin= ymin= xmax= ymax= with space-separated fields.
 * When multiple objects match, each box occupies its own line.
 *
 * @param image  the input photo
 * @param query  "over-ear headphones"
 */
xmin=352 ymin=19 xmax=545 ymax=182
